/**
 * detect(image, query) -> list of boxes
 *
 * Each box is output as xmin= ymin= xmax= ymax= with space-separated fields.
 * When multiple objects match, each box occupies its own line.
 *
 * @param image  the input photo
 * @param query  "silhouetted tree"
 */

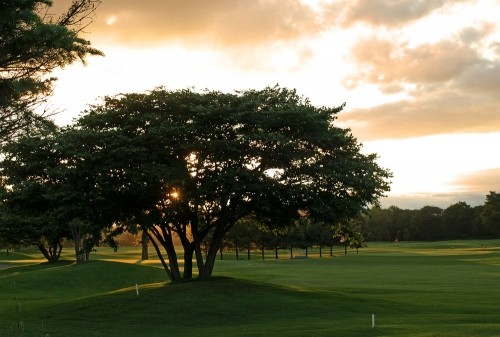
xmin=410 ymin=206 xmax=443 ymax=241
xmin=481 ymin=192 xmax=500 ymax=238
xmin=441 ymin=202 xmax=475 ymax=239
xmin=0 ymin=0 xmax=103 ymax=144
xmin=16 ymin=86 xmax=389 ymax=282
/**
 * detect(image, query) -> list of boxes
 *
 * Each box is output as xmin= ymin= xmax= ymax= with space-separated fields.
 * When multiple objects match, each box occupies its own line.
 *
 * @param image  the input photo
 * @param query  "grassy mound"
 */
xmin=1 ymin=241 xmax=500 ymax=336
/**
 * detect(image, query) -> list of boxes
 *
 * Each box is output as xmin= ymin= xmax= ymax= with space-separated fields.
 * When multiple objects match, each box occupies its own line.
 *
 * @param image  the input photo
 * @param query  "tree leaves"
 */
xmin=1 ymin=85 xmax=391 ymax=279
xmin=0 ymin=0 xmax=103 ymax=144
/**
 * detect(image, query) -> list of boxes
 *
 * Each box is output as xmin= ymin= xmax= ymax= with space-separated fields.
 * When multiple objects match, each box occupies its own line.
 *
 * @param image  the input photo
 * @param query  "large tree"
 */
xmin=0 ymin=126 xmax=119 ymax=263
xmin=64 ymin=86 xmax=391 ymax=282
xmin=481 ymin=191 xmax=500 ymax=238
xmin=441 ymin=202 xmax=475 ymax=239
xmin=0 ymin=128 xmax=68 ymax=261
xmin=410 ymin=206 xmax=443 ymax=241
xmin=0 ymin=0 xmax=103 ymax=143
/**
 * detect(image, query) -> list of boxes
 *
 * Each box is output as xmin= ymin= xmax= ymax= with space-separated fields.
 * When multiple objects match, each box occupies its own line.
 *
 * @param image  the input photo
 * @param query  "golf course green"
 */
xmin=1 ymin=240 xmax=500 ymax=336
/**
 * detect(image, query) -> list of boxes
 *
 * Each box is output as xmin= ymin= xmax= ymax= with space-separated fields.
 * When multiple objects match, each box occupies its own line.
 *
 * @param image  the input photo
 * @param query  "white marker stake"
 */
xmin=136 ymin=284 xmax=139 ymax=296
xmin=372 ymin=314 xmax=375 ymax=328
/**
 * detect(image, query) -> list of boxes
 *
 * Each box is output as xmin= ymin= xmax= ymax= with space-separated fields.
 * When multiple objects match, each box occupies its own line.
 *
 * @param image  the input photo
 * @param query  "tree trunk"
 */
xmin=290 ymin=245 xmax=293 ymax=259
xmin=344 ymin=244 xmax=348 ymax=255
xmin=148 ymin=234 xmax=176 ymax=282
xmin=305 ymin=247 xmax=308 ymax=257
xmin=319 ymin=245 xmax=322 ymax=257
xmin=141 ymin=229 xmax=149 ymax=260
xmin=71 ymin=220 xmax=85 ymax=263
xmin=183 ymin=245 xmax=194 ymax=280
xmin=192 ymin=220 xmax=208 ymax=279
xmin=261 ymin=247 xmax=265 ymax=260
xmin=56 ymin=242 xmax=62 ymax=260
xmin=330 ymin=245 xmax=333 ymax=257
xmin=147 ymin=229 xmax=182 ymax=283
xmin=235 ymin=244 xmax=239 ymax=260
xmin=73 ymin=233 xmax=85 ymax=263
xmin=38 ymin=243 xmax=55 ymax=262
xmin=247 ymin=245 xmax=250 ymax=260
xmin=196 ymin=224 xmax=226 ymax=280
xmin=74 ymin=241 xmax=85 ymax=263
xmin=47 ymin=241 xmax=62 ymax=261
xmin=162 ymin=230 xmax=182 ymax=281
xmin=275 ymin=246 xmax=278 ymax=259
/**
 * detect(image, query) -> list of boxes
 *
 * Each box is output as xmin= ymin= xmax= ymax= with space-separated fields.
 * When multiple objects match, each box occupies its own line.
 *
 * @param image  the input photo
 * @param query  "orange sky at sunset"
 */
xmin=47 ymin=0 xmax=500 ymax=209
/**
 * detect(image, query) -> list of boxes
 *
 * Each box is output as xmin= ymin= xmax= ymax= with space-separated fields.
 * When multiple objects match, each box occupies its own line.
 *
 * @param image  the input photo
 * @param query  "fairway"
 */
xmin=1 ymin=241 xmax=500 ymax=336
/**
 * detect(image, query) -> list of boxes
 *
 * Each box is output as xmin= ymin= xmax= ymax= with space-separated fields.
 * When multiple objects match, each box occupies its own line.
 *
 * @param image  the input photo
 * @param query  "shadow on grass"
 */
xmin=3 ymin=245 xmax=500 ymax=337
xmin=26 ymin=276 xmax=387 ymax=337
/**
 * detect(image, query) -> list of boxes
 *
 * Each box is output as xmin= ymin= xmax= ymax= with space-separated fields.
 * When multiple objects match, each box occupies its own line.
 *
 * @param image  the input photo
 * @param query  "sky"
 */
xmin=47 ymin=0 xmax=500 ymax=209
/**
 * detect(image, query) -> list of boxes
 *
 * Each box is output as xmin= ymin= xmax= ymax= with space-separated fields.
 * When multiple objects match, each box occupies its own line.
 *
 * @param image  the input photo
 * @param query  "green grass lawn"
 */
xmin=1 ymin=240 xmax=500 ymax=336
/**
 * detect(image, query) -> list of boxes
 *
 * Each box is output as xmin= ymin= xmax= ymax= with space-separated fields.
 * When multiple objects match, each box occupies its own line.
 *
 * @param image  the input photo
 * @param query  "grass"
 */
xmin=1 ymin=240 xmax=500 ymax=336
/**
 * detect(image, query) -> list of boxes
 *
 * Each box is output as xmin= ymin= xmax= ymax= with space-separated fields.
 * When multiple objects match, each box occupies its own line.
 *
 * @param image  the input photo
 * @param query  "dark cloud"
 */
xmin=457 ymin=61 xmax=500 ymax=94
xmin=459 ymin=24 xmax=495 ymax=44
xmin=491 ymin=41 xmax=500 ymax=56
xmin=337 ymin=0 xmax=468 ymax=27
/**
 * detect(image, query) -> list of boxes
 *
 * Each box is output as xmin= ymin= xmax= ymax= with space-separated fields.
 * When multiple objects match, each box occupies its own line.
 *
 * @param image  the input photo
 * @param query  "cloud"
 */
xmin=50 ymin=0 xmax=500 ymax=141
xmin=50 ymin=0 xmax=326 ymax=72
xmin=456 ymin=61 xmax=500 ymax=94
xmin=339 ymin=91 xmax=500 ymax=139
xmin=380 ymin=193 xmax=487 ymax=209
xmin=340 ymin=25 xmax=500 ymax=140
xmin=348 ymin=37 xmax=480 ymax=87
xmin=82 ymin=0 xmax=323 ymax=47
xmin=337 ymin=0 xmax=467 ymax=27
xmin=380 ymin=168 xmax=500 ymax=209
xmin=453 ymin=168 xmax=500 ymax=193
xmin=459 ymin=23 xmax=496 ymax=44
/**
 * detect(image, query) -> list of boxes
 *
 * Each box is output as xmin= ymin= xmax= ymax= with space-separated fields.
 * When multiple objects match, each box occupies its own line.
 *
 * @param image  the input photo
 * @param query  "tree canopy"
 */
xmin=0 ymin=86 xmax=391 ymax=281
xmin=0 ymin=123 xmax=118 ymax=262
xmin=0 ymin=0 xmax=103 ymax=143
xmin=481 ymin=191 xmax=500 ymax=238
xmin=70 ymin=86 xmax=390 ymax=281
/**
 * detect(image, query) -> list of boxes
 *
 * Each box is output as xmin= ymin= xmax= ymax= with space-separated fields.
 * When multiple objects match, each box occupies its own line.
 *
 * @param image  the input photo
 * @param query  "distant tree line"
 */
xmin=212 ymin=216 xmax=366 ymax=259
xmin=214 ymin=191 xmax=500 ymax=258
xmin=355 ymin=192 xmax=500 ymax=242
